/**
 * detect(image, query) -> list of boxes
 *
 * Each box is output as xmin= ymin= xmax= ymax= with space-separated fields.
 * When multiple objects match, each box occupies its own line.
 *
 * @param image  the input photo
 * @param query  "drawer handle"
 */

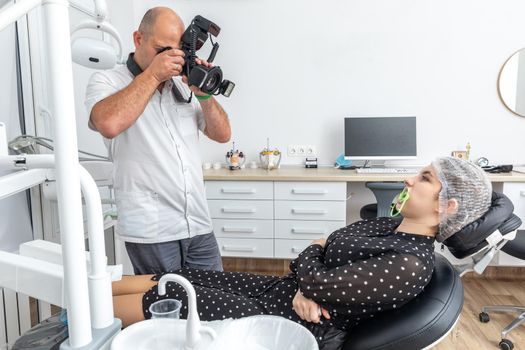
xmin=222 ymin=227 xmax=257 ymax=233
xmin=292 ymin=228 xmax=327 ymax=235
xmin=520 ymin=190 xmax=525 ymax=197
xmin=223 ymin=245 xmax=255 ymax=252
xmin=292 ymin=209 xmax=327 ymax=215
xmin=222 ymin=208 xmax=256 ymax=214
xmin=292 ymin=189 xmax=328 ymax=195
xmin=291 ymin=247 xmax=304 ymax=253
xmin=221 ymin=188 xmax=256 ymax=194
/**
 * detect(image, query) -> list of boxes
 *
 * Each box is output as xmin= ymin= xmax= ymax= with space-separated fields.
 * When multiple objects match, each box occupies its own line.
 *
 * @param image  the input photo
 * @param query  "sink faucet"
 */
xmin=157 ymin=274 xmax=217 ymax=349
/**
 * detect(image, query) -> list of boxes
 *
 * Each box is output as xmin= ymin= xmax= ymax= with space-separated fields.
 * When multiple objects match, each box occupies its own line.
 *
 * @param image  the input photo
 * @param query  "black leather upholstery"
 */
xmin=360 ymin=204 xmax=378 ymax=220
xmin=444 ymin=192 xmax=521 ymax=259
xmin=343 ymin=254 xmax=463 ymax=350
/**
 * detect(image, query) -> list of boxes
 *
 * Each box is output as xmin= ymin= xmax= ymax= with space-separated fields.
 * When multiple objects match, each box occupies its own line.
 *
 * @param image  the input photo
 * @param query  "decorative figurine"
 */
xmin=225 ymin=142 xmax=245 ymax=170
xmin=259 ymin=138 xmax=281 ymax=170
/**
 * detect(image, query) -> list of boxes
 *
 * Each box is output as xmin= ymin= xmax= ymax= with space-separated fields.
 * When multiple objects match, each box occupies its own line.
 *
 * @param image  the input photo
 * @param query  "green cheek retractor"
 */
xmin=390 ymin=187 xmax=410 ymax=217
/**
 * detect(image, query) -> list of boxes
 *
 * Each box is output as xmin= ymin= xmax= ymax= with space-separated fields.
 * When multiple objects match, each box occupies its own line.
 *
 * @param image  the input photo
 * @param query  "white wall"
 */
xmin=125 ymin=0 xmax=525 ymax=167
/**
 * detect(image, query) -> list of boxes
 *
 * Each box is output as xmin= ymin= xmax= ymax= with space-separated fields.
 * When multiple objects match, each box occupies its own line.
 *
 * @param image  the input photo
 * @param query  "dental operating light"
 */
xmin=70 ymin=0 xmax=123 ymax=69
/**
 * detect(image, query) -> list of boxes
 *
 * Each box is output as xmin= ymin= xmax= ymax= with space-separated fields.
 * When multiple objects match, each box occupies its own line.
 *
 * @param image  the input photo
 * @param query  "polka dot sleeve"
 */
xmin=296 ymin=246 xmax=431 ymax=306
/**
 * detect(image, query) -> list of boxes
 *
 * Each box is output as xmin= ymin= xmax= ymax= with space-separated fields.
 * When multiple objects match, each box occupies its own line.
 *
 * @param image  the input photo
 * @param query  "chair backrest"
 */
xmin=343 ymin=254 xmax=463 ymax=350
xmin=443 ymin=192 xmax=521 ymax=259
xmin=501 ymin=230 xmax=525 ymax=260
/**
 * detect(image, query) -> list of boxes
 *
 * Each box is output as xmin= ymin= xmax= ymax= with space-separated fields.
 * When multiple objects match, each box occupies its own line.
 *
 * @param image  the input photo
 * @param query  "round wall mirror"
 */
xmin=499 ymin=48 xmax=525 ymax=117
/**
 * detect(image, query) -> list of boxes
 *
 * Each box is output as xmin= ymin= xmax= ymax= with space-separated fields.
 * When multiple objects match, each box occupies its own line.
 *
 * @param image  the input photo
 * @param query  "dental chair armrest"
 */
xmin=107 ymin=264 xmax=122 ymax=281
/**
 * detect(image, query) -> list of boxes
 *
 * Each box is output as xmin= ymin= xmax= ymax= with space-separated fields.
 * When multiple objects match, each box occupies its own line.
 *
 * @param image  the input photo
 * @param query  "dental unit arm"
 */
xmin=0 ymin=0 xmax=123 ymax=347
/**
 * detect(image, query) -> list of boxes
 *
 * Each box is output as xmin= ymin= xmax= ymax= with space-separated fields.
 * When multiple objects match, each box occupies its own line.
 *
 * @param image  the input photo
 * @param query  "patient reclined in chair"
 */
xmin=344 ymin=191 xmax=522 ymax=350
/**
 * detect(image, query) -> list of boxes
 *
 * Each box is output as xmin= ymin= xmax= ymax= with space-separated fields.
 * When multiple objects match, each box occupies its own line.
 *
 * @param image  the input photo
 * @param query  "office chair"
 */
xmin=360 ymin=182 xmax=405 ymax=219
xmin=478 ymin=232 xmax=525 ymax=350
xmin=344 ymin=192 xmax=522 ymax=350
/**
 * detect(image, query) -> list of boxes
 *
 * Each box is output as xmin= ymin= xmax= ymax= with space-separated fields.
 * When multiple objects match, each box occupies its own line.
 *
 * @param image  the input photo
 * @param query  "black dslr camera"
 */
xmin=180 ymin=15 xmax=235 ymax=97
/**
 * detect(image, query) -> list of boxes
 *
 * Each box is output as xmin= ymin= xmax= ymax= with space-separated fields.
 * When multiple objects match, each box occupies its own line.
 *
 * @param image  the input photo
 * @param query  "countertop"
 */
xmin=203 ymin=166 xmax=525 ymax=182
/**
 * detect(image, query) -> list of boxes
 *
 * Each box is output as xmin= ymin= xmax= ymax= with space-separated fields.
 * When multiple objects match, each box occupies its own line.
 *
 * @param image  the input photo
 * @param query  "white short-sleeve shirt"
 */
xmin=85 ymin=65 xmax=212 ymax=243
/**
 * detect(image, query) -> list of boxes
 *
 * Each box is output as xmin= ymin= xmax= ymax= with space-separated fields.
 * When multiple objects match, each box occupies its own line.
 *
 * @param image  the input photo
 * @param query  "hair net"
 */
xmin=432 ymin=156 xmax=492 ymax=242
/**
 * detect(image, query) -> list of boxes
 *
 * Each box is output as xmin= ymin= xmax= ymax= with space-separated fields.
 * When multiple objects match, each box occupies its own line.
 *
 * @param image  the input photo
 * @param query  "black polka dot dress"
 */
xmin=141 ymin=217 xmax=435 ymax=350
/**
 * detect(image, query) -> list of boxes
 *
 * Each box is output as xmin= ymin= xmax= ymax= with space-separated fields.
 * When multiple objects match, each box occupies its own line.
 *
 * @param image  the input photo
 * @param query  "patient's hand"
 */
xmin=311 ymin=238 xmax=327 ymax=248
xmin=292 ymin=289 xmax=330 ymax=323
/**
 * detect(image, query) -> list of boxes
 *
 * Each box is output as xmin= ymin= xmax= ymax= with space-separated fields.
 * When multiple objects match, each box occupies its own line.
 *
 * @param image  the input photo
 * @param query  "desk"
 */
xmin=203 ymin=166 xmax=525 ymax=183
xmin=203 ymin=166 xmax=525 ymax=265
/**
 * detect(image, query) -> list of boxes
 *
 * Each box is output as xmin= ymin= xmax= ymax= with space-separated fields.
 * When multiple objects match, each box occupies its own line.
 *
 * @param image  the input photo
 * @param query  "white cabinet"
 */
xmin=496 ymin=182 xmax=525 ymax=266
xmin=212 ymin=219 xmax=273 ymax=239
xmin=217 ymin=238 xmax=274 ymax=258
xmin=274 ymin=182 xmax=346 ymax=259
xmin=275 ymin=182 xmax=347 ymax=201
xmin=206 ymin=181 xmax=273 ymax=200
xmin=206 ymin=180 xmax=347 ymax=259
xmin=275 ymin=220 xmax=345 ymax=240
xmin=208 ymin=200 xmax=274 ymax=220
xmin=275 ymin=201 xmax=346 ymax=221
xmin=502 ymin=183 xmax=525 ymax=230
xmin=274 ymin=239 xmax=313 ymax=259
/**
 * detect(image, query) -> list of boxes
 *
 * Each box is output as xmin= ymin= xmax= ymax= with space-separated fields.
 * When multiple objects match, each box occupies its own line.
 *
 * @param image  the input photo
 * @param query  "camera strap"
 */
xmin=126 ymin=53 xmax=191 ymax=103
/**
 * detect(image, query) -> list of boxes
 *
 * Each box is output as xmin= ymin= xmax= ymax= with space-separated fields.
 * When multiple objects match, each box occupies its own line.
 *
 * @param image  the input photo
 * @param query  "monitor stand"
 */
xmin=362 ymin=160 xmax=386 ymax=168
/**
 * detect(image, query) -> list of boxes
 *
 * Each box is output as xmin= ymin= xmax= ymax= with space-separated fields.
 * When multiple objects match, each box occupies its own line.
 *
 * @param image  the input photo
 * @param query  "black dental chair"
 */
xmin=343 ymin=192 xmax=522 ymax=350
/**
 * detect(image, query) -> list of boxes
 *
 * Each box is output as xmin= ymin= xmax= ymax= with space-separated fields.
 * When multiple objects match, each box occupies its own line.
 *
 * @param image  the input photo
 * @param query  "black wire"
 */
xmin=14 ymin=20 xmax=35 ymax=231
xmin=15 ymin=21 xmax=26 ymax=135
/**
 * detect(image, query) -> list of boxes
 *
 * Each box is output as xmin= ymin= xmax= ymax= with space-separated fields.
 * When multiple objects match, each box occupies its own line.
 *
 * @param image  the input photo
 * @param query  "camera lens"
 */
xmin=202 ymin=67 xmax=223 ymax=94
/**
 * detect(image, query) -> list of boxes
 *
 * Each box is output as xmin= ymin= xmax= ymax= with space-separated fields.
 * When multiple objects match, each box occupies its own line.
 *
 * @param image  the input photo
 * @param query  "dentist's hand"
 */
xmin=292 ymin=290 xmax=330 ymax=323
xmin=182 ymin=58 xmax=214 ymax=97
xmin=146 ymin=48 xmax=185 ymax=83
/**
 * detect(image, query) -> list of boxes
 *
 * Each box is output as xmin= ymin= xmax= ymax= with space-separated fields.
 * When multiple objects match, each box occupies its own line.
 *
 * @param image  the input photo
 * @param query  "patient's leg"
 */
xmin=113 ymin=293 xmax=145 ymax=327
xmin=112 ymin=275 xmax=156 ymax=296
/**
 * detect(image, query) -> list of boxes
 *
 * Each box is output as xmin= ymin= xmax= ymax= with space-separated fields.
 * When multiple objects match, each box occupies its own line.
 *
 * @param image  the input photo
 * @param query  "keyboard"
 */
xmin=356 ymin=168 xmax=420 ymax=174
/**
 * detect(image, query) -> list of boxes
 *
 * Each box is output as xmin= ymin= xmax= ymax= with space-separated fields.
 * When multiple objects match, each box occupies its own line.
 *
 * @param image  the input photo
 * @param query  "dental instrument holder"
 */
xmin=157 ymin=274 xmax=217 ymax=349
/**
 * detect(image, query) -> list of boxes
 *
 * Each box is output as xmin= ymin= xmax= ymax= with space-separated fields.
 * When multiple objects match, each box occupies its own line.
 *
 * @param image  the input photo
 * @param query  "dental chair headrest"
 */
xmin=443 ymin=192 xmax=522 ymax=259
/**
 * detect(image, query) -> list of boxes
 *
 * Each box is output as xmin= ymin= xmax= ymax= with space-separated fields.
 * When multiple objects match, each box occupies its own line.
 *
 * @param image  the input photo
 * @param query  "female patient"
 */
xmin=111 ymin=156 xmax=492 ymax=350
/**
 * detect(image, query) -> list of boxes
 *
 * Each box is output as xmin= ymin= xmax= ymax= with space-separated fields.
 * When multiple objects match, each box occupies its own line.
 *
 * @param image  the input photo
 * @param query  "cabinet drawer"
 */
xmin=208 ymin=200 xmax=274 ymax=219
xmin=217 ymin=238 xmax=274 ymax=258
xmin=275 ymin=220 xmax=345 ymax=240
xmin=274 ymin=239 xmax=312 ymax=259
xmin=275 ymin=182 xmax=346 ymax=201
xmin=206 ymin=181 xmax=273 ymax=200
xmin=502 ymin=183 xmax=525 ymax=229
xmin=213 ymin=219 xmax=273 ymax=239
xmin=275 ymin=201 xmax=346 ymax=221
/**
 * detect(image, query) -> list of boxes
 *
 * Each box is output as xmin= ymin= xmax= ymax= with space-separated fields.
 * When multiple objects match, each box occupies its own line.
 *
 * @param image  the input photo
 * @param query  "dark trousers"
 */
xmin=125 ymin=232 xmax=223 ymax=275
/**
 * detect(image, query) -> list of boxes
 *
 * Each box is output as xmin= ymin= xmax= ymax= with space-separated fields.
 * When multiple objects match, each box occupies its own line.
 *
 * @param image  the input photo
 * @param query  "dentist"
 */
xmin=85 ymin=7 xmax=230 ymax=274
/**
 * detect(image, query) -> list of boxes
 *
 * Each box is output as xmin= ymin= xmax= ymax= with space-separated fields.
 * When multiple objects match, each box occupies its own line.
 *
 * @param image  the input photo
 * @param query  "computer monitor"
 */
xmin=344 ymin=116 xmax=417 ymax=160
